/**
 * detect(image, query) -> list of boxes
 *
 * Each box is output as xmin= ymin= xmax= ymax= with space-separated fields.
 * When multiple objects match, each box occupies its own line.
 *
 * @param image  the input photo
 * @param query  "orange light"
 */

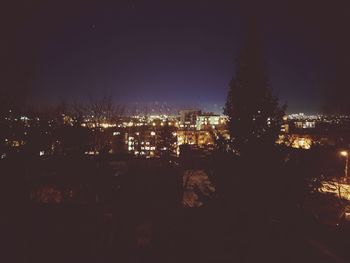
xmin=340 ymin=151 xmax=348 ymax=157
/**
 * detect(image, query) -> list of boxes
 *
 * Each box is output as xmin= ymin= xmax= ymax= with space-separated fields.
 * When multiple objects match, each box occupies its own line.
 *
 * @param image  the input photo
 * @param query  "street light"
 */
xmin=340 ymin=150 xmax=349 ymax=181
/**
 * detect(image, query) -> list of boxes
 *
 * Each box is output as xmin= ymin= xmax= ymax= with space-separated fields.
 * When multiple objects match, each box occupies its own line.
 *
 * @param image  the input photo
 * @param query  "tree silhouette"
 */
xmin=69 ymin=96 xmax=124 ymax=154
xmin=224 ymin=24 xmax=285 ymax=154
xmin=158 ymin=119 xmax=176 ymax=158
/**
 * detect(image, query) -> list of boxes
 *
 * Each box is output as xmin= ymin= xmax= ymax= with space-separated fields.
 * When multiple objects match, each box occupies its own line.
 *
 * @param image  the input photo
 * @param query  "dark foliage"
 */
xmin=224 ymin=25 xmax=285 ymax=154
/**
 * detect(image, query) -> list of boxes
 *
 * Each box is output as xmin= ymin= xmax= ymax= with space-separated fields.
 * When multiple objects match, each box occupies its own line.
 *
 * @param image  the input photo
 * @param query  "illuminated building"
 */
xmin=195 ymin=113 xmax=227 ymax=130
xmin=294 ymin=121 xmax=316 ymax=129
xmin=177 ymin=130 xmax=215 ymax=147
xmin=122 ymin=129 xmax=160 ymax=157
xmin=179 ymin=109 xmax=201 ymax=129
xmin=277 ymin=135 xmax=312 ymax=149
xmin=281 ymin=123 xmax=289 ymax=133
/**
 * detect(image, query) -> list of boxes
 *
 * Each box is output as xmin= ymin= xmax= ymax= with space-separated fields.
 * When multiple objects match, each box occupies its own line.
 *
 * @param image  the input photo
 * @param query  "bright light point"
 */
xmin=340 ymin=151 xmax=348 ymax=157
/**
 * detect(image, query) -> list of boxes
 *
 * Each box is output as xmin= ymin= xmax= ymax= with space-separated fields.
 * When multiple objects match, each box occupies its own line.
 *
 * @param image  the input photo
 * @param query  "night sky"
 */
xmin=3 ymin=0 xmax=350 ymax=114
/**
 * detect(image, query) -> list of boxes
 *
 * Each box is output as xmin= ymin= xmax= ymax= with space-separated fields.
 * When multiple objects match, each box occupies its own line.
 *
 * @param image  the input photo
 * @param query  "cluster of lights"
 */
xmin=287 ymin=113 xmax=350 ymax=122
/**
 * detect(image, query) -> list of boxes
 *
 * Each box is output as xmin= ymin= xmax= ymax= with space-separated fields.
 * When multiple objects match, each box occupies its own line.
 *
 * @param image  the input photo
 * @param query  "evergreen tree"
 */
xmin=224 ymin=25 xmax=285 ymax=154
